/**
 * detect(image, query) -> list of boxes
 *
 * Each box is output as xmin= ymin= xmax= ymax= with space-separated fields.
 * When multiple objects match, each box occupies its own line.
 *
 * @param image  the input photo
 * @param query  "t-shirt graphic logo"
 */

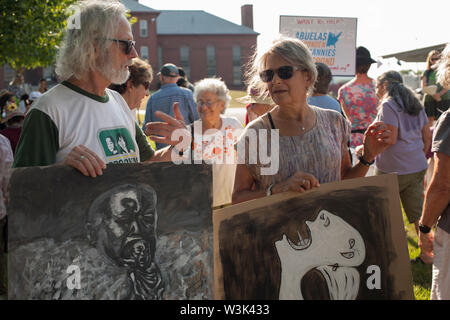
xmin=99 ymin=128 xmax=138 ymax=164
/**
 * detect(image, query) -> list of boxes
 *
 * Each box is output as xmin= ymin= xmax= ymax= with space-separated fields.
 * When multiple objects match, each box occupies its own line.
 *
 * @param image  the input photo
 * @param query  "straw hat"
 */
xmin=236 ymin=87 xmax=274 ymax=105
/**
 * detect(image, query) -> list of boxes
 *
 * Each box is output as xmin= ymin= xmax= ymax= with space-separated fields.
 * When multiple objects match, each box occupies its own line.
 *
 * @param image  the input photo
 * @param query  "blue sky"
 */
xmin=141 ymin=0 xmax=448 ymax=77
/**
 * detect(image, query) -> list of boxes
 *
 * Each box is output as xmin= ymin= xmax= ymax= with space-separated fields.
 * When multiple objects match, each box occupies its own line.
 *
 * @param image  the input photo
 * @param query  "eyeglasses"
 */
xmin=197 ymin=100 xmax=219 ymax=107
xmin=431 ymin=58 xmax=440 ymax=62
xmin=105 ymin=39 xmax=136 ymax=55
xmin=141 ymin=81 xmax=150 ymax=90
xmin=259 ymin=65 xmax=304 ymax=83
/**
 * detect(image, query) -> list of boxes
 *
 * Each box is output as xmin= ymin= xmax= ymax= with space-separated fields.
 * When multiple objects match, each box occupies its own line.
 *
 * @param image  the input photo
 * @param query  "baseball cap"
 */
xmin=356 ymin=46 xmax=376 ymax=66
xmin=29 ymin=91 xmax=42 ymax=101
xmin=158 ymin=63 xmax=179 ymax=77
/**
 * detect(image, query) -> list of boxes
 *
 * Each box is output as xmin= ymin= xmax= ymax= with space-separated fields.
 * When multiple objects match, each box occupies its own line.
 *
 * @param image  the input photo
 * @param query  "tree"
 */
xmin=0 ymin=0 xmax=76 ymax=76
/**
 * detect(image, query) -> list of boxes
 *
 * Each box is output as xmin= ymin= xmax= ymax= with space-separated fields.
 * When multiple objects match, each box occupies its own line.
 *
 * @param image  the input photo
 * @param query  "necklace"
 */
xmin=301 ymin=126 xmax=306 ymax=131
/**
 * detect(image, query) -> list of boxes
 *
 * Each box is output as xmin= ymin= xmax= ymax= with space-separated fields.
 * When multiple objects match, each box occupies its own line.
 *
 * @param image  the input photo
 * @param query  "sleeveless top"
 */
xmin=237 ymin=106 xmax=351 ymax=190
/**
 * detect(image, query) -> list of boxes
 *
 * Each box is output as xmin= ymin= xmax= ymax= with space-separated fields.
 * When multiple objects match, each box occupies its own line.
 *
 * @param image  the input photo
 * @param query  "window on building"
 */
xmin=140 ymin=46 xmax=149 ymax=61
xmin=140 ymin=20 xmax=148 ymax=38
xmin=206 ymin=46 xmax=216 ymax=78
xmin=232 ymin=45 xmax=242 ymax=85
xmin=158 ymin=47 xmax=163 ymax=70
xmin=180 ymin=46 xmax=190 ymax=79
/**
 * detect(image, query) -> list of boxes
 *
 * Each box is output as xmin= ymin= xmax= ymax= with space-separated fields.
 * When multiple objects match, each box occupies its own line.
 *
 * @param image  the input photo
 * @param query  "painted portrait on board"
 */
xmin=214 ymin=174 xmax=413 ymax=300
xmin=8 ymin=163 xmax=213 ymax=300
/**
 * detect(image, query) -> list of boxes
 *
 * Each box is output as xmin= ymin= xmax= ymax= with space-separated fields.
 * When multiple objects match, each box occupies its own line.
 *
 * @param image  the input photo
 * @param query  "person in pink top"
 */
xmin=338 ymin=46 xmax=379 ymax=148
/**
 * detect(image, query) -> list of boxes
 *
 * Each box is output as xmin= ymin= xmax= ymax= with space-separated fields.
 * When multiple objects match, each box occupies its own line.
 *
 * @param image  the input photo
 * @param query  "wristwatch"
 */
xmin=358 ymin=155 xmax=375 ymax=166
xmin=419 ymin=223 xmax=431 ymax=234
xmin=266 ymin=183 xmax=274 ymax=196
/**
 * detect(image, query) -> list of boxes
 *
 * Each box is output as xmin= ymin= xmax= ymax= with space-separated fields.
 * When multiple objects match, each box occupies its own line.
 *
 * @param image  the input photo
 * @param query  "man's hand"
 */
xmin=145 ymin=102 xmax=191 ymax=147
xmin=418 ymin=230 xmax=434 ymax=258
xmin=64 ymin=145 xmax=106 ymax=178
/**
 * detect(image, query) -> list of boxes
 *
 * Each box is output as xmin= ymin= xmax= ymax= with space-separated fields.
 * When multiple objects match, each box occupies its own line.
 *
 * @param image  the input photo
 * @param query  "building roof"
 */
xmin=156 ymin=10 xmax=259 ymax=35
xmin=121 ymin=0 xmax=159 ymax=13
xmin=382 ymin=43 xmax=447 ymax=62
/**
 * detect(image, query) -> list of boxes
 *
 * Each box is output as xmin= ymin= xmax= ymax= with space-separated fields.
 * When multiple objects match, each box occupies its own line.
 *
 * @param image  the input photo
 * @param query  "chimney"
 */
xmin=241 ymin=4 xmax=253 ymax=30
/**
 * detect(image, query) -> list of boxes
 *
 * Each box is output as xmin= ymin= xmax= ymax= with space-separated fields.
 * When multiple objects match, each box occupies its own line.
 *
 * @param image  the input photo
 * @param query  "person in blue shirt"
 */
xmin=307 ymin=63 xmax=342 ymax=114
xmin=143 ymin=63 xmax=199 ymax=149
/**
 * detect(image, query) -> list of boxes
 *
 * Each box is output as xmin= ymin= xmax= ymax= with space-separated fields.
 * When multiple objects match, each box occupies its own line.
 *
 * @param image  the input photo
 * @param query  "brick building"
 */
xmin=1 ymin=1 xmax=258 ymax=91
xmin=123 ymin=0 xmax=258 ymax=90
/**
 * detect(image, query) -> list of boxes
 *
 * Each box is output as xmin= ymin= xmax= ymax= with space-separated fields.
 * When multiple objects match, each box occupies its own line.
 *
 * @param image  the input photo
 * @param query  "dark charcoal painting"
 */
xmin=215 ymin=175 xmax=413 ymax=300
xmin=8 ymin=163 xmax=213 ymax=300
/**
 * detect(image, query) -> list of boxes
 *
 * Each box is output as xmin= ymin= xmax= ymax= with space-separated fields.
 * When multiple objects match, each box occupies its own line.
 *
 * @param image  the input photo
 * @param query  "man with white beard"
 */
xmin=13 ymin=0 xmax=181 ymax=173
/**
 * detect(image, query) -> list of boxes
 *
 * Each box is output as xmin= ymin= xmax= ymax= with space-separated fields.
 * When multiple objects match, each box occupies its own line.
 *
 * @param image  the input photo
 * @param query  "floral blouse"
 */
xmin=338 ymin=81 xmax=379 ymax=148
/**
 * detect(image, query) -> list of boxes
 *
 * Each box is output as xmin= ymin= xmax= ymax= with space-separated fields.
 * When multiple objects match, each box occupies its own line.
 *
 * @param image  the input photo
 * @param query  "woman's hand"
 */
xmin=362 ymin=121 xmax=395 ymax=161
xmin=145 ymin=102 xmax=190 ymax=148
xmin=64 ymin=145 xmax=106 ymax=178
xmin=272 ymin=172 xmax=320 ymax=194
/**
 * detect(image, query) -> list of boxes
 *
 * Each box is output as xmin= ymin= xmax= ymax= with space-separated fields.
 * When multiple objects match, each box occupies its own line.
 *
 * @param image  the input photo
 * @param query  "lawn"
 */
xmin=403 ymin=210 xmax=432 ymax=300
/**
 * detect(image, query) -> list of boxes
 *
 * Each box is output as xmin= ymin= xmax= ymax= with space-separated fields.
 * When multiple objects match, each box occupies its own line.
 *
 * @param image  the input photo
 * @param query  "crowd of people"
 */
xmin=0 ymin=0 xmax=448 ymax=300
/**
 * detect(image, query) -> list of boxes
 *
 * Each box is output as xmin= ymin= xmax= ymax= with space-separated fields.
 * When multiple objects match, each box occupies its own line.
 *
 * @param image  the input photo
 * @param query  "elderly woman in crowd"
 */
xmin=232 ymin=37 xmax=393 ymax=204
xmin=373 ymin=70 xmax=432 ymax=263
xmin=109 ymin=57 xmax=152 ymax=123
xmin=175 ymin=78 xmax=242 ymax=208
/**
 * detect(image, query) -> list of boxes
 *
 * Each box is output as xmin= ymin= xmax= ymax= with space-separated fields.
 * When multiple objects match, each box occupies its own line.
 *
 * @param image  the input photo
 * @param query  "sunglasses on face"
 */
xmin=431 ymin=58 xmax=440 ymax=62
xmin=141 ymin=81 xmax=150 ymax=90
xmin=105 ymin=39 xmax=136 ymax=55
xmin=259 ymin=65 xmax=304 ymax=83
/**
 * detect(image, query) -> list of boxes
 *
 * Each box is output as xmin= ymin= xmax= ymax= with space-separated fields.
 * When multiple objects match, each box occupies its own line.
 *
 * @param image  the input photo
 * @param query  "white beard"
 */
xmin=98 ymin=54 xmax=130 ymax=85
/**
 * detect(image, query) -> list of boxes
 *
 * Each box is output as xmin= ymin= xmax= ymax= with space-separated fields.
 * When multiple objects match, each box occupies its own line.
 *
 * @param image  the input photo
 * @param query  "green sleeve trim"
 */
xmin=135 ymin=122 xmax=154 ymax=162
xmin=13 ymin=109 xmax=59 ymax=167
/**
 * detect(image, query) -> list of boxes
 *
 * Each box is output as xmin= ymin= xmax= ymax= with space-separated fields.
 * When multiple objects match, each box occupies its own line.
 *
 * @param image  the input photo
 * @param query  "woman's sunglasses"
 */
xmin=105 ymin=38 xmax=136 ymax=55
xmin=141 ymin=81 xmax=150 ymax=90
xmin=259 ymin=65 xmax=304 ymax=83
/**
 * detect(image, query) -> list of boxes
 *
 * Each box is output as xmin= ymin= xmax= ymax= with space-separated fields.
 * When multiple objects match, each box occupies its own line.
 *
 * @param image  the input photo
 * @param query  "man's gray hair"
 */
xmin=55 ymin=0 xmax=128 ymax=80
xmin=193 ymin=78 xmax=232 ymax=113
xmin=245 ymin=36 xmax=318 ymax=98
xmin=437 ymin=43 xmax=450 ymax=88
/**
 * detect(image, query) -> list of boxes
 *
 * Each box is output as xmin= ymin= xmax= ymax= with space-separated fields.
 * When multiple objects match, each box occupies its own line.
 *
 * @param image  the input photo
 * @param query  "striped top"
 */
xmin=237 ymin=106 xmax=351 ymax=190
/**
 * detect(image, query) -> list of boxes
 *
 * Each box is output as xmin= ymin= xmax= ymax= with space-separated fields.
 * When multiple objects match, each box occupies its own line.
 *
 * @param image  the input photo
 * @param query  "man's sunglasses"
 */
xmin=259 ymin=65 xmax=304 ymax=83
xmin=105 ymin=39 xmax=136 ymax=55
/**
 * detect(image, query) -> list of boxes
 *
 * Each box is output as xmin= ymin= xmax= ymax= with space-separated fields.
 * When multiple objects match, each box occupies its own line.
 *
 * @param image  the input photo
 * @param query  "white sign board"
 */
xmin=280 ymin=16 xmax=357 ymax=76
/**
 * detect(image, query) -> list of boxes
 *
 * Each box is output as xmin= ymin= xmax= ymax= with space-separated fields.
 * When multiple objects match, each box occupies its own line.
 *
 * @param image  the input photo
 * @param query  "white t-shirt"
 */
xmin=191 ymin=116 xmax=242 ymax=207
xmin=33 ymin=83 xmax=139 ymax=164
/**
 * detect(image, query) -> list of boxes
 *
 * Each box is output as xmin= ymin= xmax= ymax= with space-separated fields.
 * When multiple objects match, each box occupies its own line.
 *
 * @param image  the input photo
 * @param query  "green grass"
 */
xmin=403 ymin=210 xmax=432 ymax=300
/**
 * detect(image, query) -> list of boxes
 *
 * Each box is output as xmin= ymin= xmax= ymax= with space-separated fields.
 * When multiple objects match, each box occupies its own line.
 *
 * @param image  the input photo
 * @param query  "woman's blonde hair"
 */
xmin=55 ymin=0 xmax=128 ymax=80
xmin=425 ymin=50 xmax=440 ymax=70
xmin=245 ymin=36 xmax=318 ymax=99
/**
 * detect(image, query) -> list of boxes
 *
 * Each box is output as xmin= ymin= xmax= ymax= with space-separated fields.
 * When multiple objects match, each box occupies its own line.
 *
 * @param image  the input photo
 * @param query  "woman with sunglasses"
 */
xmin=422 ymin=50 xmax=449 ymax=124
xmin=109 ymin=57 xmax=152 ymax=124
xmin=232 ymin=37 xmax=393 ymax=204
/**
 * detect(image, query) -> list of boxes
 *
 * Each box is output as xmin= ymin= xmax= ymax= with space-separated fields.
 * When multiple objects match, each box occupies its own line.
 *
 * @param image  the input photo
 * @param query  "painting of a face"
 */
xmin=94 ymin=185 xmax=157 ymax=270
xmin=276 ymin=210 xmax=365 ymax=268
